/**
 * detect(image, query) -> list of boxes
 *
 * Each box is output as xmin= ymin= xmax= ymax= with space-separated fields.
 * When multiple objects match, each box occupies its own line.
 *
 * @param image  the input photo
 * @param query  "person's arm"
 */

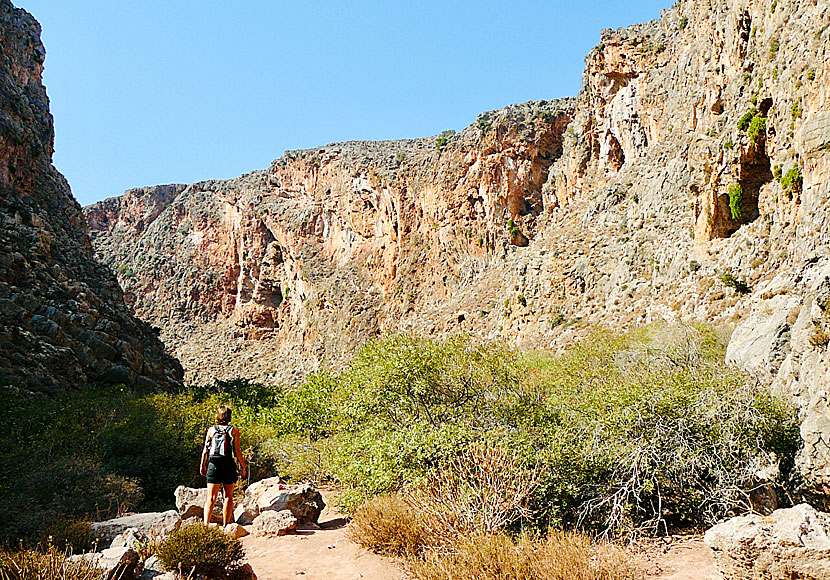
xmin=233 ymin=426 xmax=246 ymax=477
xmin=200 ymin=427 xmax=212 ymax=477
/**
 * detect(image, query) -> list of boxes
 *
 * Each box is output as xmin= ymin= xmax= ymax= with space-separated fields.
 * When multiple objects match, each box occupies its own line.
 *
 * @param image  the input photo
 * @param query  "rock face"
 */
xmin=705 ymin=503 xmax=830 ymax=580
xmin=85 ymin=0 xmax=830 ymax=491
xmin=0 ymin=0 xmax=182 ymax=393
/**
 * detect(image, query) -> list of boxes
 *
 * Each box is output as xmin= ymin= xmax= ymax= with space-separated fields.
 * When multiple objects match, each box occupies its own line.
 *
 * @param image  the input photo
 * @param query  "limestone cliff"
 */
xmin=86 ymin=0 xmax=830 ymax=493
xmin=0 ymin=0 xmax=182 ymax=392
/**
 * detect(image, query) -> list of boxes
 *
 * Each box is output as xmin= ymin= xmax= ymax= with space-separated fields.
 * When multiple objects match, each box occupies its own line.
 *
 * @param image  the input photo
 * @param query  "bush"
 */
xmin=435 ymin=130 xmax=456 ymax=151
xmin=748 ymin=115 xmax=766 ymax=144
xmin=409 ymin=531 xmax=641 ymax=580
xmin=157 ymin=524 xmax=244 ymax=579
xmin=0 ymin=543 xmax=102 ymax=580
xmin=719 ymin=271 xmax=750 ymax=294
xmin=349 ymin=494 xmax=426 ymax=557
xmin=728 ymin=182 xmax=743 ymax=220
xmin=737 ymin=108 xmax=757 ymax=131
xmin=780 ymin=167 xmax=803 ymax=193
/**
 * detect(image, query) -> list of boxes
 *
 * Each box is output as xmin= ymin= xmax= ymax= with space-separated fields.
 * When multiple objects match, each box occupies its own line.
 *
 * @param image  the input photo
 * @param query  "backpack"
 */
xmin=208 ymin=425 xmax=234 ymax=458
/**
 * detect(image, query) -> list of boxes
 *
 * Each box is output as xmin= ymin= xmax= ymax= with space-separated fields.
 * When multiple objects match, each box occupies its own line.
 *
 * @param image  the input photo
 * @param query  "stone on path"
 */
xmin=238 ymin=479 xmax=325 ymax=525
xmin=252 ymin=509 xmax=298 ymax=537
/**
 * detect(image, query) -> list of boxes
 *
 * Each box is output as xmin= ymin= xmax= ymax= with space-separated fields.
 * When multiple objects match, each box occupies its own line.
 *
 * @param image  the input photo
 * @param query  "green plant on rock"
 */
xmin=770 ymin=38 xmax=780 ymax=55
xmin=539 ymin=110 xmax=557 ymax=124
xmin=808 ymin=69 xmax=816 ymax=81
xmin=719 ymin=270 xmax=751 ymax=294
xmin=435 ymin=130 xmax=456 ymax=152
xmin=678 ymin=16 xmax=688 ymax=30
xmin=723 ymin=138 xmax=734 ymax=150
xmin=476 ymin=118 xmax=492 ymax=134
xmin=728 ymin=182 xmax=743 ymax=220
xmin=780 ymin=166 xmax=803 ymax=193
xmin=737 ymin=108 xmax=757 ymax=131
xmin=748 ymin=115 xmax=766 ymax=144
xmin=791 ymin=102 xmax=803 ymax=120
xmin=507 ymin=220 xmax=520 ymax=238
xmin=157 ymin=524 xmax=244 ymax=579
xmin=773 ymin=164 xmax=783 ymax=180
xmin=396 ymin=152 xmax=406 ymax=163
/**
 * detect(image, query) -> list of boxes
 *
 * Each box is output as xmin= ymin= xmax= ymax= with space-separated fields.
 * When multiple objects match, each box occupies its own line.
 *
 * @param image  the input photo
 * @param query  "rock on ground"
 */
xmin=175 ymin=484 xmax=223 ymax=521
xmin=704 ymin=503 xmax=830 ymax=579
xmin=70 ymin=546 xmax=139 ymax=580
xmin=225 ymin=522 xmax=250 ymax=539
xmin=91 ymin=511 xmax=180 ymax=545
xmin=252 ymin=510 xmax=298 ymax=537
xmin=239 ymin=479 xmax=325 ymax=525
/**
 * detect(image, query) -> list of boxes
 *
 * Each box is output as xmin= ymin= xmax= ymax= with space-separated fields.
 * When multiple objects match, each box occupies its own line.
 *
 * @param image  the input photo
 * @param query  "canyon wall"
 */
xmin=86 ymin=0 xmax=830 ymax=493
xmin=0 ymin=0 xmax=182 ymax=392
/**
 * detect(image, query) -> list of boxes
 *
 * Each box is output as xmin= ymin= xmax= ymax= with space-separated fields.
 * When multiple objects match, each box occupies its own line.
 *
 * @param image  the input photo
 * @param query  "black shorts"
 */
xmin=206 ymin=457 xmax=238 ymax=485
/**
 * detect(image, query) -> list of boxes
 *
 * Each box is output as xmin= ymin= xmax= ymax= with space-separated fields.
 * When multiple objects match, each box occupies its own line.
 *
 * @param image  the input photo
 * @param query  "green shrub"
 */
xmin=728 ymin=182 xmax=743 ymax=220
xmin=678 ymin=16 xmax=688 ymax=30
xmin=748 ymin=115 xmax=766 ymax=144
xmin=396 ymin=152 xmax=406 ymax=162
xmin=770 ymin=38 xmax=780 ymax=54
xmin=435 ymin=130 xmax=456 ymax=151
xmin=737 ymin=108 xmax=757 ymax=131
xmin=791 ymin=102 xmax=803 ymax=120
xmin=723 ymin=138 xmax=734 ymax=150
xmin=808 ymin=69 xmax=816 ymax=81
xmin=157 ymin=524 xmax=244 ymax=579
xmin=476 ymin=118 xmax=492 ymax=134
xmin=719 ymin=271 xmax=751 ymax=294
xmin=780 ymin=167 xmax=803 ymax=193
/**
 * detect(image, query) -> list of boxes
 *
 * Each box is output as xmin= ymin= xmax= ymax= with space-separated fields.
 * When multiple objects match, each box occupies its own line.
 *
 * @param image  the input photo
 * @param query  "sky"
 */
xmin=17 ymin=1 xmax=671 ymax=206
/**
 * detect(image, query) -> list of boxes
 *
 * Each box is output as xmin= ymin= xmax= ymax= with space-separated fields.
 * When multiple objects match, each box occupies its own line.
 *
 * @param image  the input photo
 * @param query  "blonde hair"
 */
xmin=215 ymin=405 xmax=231 ymax=425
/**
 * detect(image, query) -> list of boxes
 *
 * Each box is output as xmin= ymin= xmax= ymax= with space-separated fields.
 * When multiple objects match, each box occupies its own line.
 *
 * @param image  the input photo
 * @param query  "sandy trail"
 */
xmin=242 ymin=499 xmax=407 ymax=580
xmin=242 ymin=492 xmax=721 ymax=580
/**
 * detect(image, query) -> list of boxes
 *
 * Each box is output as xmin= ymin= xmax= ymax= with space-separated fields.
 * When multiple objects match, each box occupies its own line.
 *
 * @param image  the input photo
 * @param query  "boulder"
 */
xmin=138 ymin=555 xmax=164 ymax=579
xmin=110 ymin=528 xmax=146 ymax=550
xmin=705 ymin=503 xmax=830 ymax=579
xmin=71 ymin=546 xmax=139 ymax=580
xmin=174 ymin=485 xmax=223 ymax=521
xmin=225 ymin=523 xmax=249 ymax=539
xmin=241 ymin=480 xmax=325 ymax=525
xmin=92 ymin=511 xmax=180 ymax=545
xmin=251 ymin=510 xmax=298 ymax=537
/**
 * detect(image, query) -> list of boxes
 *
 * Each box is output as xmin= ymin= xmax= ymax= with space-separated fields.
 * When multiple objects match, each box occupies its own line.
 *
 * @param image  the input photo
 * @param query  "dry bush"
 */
xmin=0 ymin=544 xmax=103 ymax=580
xmin=408 ymin=441 xmax=539 ymax=546
xmin=410 ymin=531 xmax=642 ymax=580
xmin=348 ymin=494 xmax=426 ymax=557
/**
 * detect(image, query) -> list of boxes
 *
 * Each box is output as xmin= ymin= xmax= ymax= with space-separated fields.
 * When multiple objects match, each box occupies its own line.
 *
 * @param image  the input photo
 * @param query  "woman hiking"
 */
xmin=200 ymin=405 xmax=247 ymax=526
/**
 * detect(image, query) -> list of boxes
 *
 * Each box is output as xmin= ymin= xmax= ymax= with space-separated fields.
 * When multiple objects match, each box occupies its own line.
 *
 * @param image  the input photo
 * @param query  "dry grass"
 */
xmin=410 ymin=531 xmax=643 ymax=580
xmin=0 ymin=544 xmax=103 ymax=580
xmin=348 ymin=494 xmax=427 ymax=557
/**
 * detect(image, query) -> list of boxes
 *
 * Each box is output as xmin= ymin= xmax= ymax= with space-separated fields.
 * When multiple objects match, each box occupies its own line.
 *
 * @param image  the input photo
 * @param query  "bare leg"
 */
xmin=222 ymin=483 xmax=235 ymax=526
xmin=205 ymin=483 xmax=222 ymax=525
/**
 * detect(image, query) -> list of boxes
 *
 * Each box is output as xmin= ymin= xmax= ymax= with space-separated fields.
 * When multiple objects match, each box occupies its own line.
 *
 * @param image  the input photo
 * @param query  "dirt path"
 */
xmin=242 ymin=500 xmax=407 ymax=580
xmin=242 ymin=493 xmax=721 ymax=580
xmin=637 ymin=536 xmax=722 ymax=580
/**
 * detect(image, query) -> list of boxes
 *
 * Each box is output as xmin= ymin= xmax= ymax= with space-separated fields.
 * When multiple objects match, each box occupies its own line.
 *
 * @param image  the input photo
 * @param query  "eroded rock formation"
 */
xmin=86 ymin=0 xmax=830 ymax=491
xmin=0 ymin=0 xmax=182 ymax=392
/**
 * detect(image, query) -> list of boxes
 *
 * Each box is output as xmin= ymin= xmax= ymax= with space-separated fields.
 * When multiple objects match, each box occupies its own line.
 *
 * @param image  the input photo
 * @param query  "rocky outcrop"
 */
xmin=705 ymin=503 xmax=830 ymax=580
xmin=0 ymin=0 xmax=182 ymax=393
xmin=85 ymin=0 xmax=830 ymax=491
xmin=70 ymin=546 xmax=140 ymax=580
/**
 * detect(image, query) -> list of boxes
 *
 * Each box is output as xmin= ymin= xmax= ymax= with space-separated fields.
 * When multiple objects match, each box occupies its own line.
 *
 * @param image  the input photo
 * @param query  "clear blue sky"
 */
xmin=17 ymin=1 xmax=671 ymax=206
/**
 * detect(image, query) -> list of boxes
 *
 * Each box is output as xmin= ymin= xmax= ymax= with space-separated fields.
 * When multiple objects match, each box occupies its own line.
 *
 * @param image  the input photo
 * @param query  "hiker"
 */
xmin=200 ymin=405 xmax=247 ymax=526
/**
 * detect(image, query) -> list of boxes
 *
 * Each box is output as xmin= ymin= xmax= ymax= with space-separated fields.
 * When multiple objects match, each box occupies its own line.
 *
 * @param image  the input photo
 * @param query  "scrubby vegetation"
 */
xmin=728 ymin=182 xmax=743 ymax=220
xmin=0 ymin=543 xmax=102 ymax=580
xmin=157 ymin=524 xmax=244 ymax=579
xmin=2 ymin=325 xmax=800 ymax=550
